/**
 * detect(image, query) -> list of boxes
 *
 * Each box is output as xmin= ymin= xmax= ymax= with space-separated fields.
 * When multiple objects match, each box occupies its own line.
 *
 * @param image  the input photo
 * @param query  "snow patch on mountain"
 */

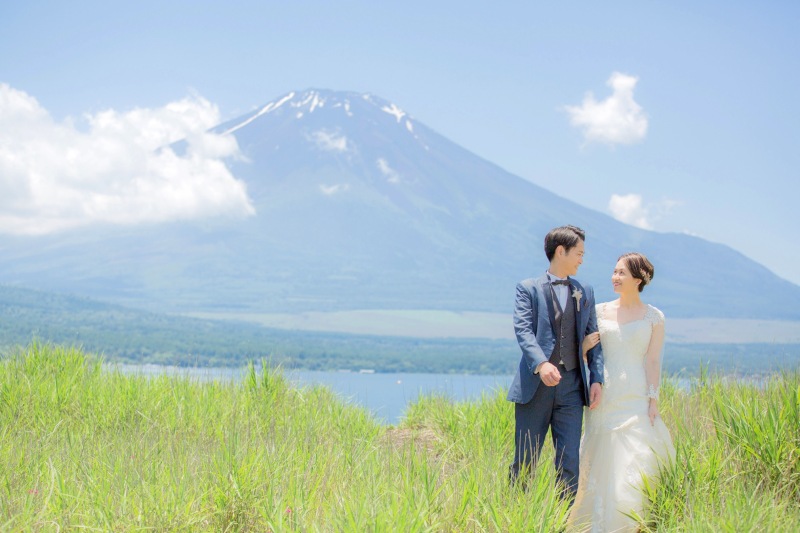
xmin=296 ymin=91 xmax=327 ymax=113
xmin=319 ymin=183 xmax=350 ymax=195
xmin=307 ymin=129 xmax=349 ymax=152
xmin=222 ymin=92 xmax=296 ymax=135
xmin=377 ymin=158 xmax=401 ymax=183
xmin=382 ymin=103 xmax=406 ymax=123
xmin=331 ymin=101 xmax=354 ymax=117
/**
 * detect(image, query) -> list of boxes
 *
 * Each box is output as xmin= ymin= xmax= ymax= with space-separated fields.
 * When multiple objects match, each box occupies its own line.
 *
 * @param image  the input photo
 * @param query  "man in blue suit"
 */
xmin=508 ymin=225 xmax=604 ymax=500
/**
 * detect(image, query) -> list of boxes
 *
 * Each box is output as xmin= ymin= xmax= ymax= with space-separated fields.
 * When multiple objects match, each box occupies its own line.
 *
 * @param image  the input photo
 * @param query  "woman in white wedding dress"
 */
xmin=568 ymin=253 xmax=675 ymax=533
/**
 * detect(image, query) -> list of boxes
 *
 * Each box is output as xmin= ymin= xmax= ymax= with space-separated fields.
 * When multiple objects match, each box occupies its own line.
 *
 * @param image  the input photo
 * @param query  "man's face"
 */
xmin=562 ymin=239 xmax=585 ymax=276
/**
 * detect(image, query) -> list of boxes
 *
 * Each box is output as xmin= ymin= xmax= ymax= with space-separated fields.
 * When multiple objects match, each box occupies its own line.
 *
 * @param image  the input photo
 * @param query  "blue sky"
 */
xmin=1 ymin=1 xmax=798 ymax=284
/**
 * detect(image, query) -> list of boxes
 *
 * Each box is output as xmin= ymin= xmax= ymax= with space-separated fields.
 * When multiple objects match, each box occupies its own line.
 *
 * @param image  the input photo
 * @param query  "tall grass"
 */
xmin=1 ymin=343 xmax=798 ymax=531
xmin=640 ymin=370 xmax=800 ymax=532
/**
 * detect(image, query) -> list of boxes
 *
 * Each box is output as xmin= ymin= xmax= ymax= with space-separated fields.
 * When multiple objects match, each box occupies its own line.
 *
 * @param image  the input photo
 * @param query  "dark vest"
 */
xmin=549 ymin=286 xmax=579 ymax=371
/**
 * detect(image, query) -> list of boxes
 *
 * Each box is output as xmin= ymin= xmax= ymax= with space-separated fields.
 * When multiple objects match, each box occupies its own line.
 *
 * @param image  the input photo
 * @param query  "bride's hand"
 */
xmin=582 ymin=332 xmax=600 ymax=361
xmin=648 ymin=399 xmax=659 ymax=426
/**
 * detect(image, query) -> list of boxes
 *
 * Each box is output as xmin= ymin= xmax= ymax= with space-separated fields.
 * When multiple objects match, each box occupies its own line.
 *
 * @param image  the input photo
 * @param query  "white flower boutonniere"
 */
xmin=572 ymin=288 xmax=583 ymax=309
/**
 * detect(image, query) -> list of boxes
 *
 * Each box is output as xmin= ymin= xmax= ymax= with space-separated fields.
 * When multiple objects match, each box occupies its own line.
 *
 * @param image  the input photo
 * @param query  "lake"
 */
xmin=111 ymin=363 xmax=511 ymax=425
xmin=107 ymin=363 xmax=783 ymax=425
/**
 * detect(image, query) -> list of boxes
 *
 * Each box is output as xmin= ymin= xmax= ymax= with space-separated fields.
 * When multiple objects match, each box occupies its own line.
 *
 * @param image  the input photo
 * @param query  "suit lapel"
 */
xmin=569 ymin=280 xmax=583 ymax=337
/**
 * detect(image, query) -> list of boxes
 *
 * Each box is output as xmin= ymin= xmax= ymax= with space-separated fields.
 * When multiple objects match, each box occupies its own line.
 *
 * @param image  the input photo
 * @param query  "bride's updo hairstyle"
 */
xmin=619 ymin=252 xmax=655 ymax=292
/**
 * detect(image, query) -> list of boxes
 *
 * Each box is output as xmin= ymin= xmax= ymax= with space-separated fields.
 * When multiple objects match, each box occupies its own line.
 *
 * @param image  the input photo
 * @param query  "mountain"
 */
xmin=1 ymin=89 xmax=798 ymax=319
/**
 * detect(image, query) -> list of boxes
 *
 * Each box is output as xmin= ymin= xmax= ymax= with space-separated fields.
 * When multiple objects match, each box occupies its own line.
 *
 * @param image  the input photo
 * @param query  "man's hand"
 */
xmin=538 ymin=362 xmax=561 ymax=387
xmin=589 ymin=382 xmax=602 ymax=410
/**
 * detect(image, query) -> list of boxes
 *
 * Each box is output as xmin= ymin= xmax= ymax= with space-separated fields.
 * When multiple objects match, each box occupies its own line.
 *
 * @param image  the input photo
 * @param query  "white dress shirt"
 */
xmin=547 ymin=271 xmax=570 ymax=311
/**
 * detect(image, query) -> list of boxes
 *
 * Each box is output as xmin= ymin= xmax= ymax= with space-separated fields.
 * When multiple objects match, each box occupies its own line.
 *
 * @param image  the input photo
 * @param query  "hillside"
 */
xmin=0 ymin=89 xmax=798 ymax=318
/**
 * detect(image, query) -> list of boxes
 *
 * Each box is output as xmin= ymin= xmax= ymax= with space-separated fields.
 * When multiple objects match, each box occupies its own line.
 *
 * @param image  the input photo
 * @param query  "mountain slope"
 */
xmin=0 ymin=89 xmax=797 ymax=319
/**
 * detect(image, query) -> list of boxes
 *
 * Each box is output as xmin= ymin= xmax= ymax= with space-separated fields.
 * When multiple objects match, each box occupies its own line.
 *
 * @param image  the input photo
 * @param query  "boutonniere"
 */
xmin=572 ymin=288 xmax=583 ymax=309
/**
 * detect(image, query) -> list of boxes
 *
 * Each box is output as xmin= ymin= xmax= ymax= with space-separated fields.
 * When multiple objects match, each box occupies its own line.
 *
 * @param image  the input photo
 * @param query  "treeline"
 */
xmin=664 ymin=342 xmax=800 ymax=377
xmin=1 ymin=284 xmax=798 ymax=375
xmin=0 ymin=284 xmax=518 ymax=373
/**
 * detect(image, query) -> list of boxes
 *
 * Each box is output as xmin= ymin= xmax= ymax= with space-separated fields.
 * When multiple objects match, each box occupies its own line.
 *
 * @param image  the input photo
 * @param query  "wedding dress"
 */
xmin=568 ymin=303 xmax=675 ymax=533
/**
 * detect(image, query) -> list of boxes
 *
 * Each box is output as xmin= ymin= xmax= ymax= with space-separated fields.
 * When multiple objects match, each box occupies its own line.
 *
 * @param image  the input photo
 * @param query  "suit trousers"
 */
xmin=510 ymin=366 xmax=584 ymax=498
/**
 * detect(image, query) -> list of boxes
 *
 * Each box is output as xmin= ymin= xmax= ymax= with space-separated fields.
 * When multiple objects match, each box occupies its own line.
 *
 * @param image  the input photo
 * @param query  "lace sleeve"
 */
xmin=596 ymin=302 xmax=607 ymax=323
xmin=644 ymin=305 xmax=665 ymax=401
xmin=645 ymin=305 xmax=665 ymax=326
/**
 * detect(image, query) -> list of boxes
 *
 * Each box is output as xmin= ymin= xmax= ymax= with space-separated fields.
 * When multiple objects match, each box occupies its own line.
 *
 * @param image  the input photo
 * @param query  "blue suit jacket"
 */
xmin=507 ymin=274 xmax=604 ymax=406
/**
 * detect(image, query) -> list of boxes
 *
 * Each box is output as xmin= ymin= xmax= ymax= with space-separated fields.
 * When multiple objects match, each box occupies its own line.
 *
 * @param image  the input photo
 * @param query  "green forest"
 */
xmin=1 ymin=285 xmax=797 ymax=376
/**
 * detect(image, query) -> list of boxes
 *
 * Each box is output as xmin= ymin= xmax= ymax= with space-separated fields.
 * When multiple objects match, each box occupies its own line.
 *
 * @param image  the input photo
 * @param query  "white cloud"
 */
xmin=565 ymin=72 xmax=648 ymax=146
xmin=319 ymin=183 xmax=349 ymax=195
xmin=376 ymin=158 xmax=401 ymax=183
xmin=608 ymin=193 xmax=681 ymax=230
xmin=0 ymin=84 xmax=254 ymax=235
xmin=308 ymin=129 xmax=349 ymax=152
xmin=608 ymin=193 xmax=652 ymax=229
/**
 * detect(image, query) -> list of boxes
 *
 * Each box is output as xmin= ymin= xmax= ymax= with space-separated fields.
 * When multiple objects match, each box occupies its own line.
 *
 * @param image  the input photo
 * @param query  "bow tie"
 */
xmin=551 ymin=279 xmax=570 ymax=286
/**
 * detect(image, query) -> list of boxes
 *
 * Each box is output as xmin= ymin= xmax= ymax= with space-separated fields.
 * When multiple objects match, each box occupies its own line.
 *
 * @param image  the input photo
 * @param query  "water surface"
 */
xmin=111 ymin=363 xmax=511 ymax=425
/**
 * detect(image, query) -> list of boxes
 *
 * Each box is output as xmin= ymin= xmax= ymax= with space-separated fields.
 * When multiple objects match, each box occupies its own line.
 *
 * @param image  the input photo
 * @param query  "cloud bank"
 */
xmin=608 ymin=193 xmax=679 ymax=230
xmin=0 ymin=84 xmax=254 ymax=235
xmin=608 ymin=193 xmax=652 ymax=229
xmin=565 ymin=72 xmax=648 ymax=146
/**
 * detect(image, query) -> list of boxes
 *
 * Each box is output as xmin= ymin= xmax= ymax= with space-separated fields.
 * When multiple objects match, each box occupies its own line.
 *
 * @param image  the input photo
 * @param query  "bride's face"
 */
xmin=611 ymin=259 xmax=639 ymax=294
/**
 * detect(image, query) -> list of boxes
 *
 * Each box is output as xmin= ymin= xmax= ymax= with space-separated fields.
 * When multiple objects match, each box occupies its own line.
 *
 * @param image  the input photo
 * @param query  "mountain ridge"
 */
xmin=0 ymin=88 xmax=797 ymax=319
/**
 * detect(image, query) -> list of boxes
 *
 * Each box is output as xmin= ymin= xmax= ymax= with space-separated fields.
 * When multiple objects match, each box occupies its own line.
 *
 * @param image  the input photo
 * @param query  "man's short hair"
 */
xmin=544 ymin=225 xmax=585 ymax=261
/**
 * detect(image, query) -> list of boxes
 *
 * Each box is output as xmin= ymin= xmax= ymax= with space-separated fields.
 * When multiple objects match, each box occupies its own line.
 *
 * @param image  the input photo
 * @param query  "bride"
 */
xmin=568 ymin=252 xmax=675 ymax=532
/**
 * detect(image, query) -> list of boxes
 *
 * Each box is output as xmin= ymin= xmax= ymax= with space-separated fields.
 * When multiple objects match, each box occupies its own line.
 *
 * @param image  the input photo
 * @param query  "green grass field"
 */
xmin=1 ymin=343 xmax=798 ymax=531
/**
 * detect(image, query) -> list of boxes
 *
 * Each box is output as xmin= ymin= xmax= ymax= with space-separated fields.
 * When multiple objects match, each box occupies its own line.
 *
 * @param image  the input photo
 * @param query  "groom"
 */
xmin=507 ymin=225 xmax=604 ymax=500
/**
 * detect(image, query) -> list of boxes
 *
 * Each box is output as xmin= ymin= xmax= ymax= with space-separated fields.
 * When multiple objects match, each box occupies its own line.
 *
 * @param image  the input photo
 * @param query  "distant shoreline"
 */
xmin=184 ymin=309 xmax=800 ymax=344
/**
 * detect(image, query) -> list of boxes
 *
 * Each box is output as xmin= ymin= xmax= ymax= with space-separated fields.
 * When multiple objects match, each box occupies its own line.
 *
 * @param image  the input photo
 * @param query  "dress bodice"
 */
xmin=593 ymin=303 xmax=665 ymax=412
xmin=598 ymin=303 xmax=664 ymax=370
